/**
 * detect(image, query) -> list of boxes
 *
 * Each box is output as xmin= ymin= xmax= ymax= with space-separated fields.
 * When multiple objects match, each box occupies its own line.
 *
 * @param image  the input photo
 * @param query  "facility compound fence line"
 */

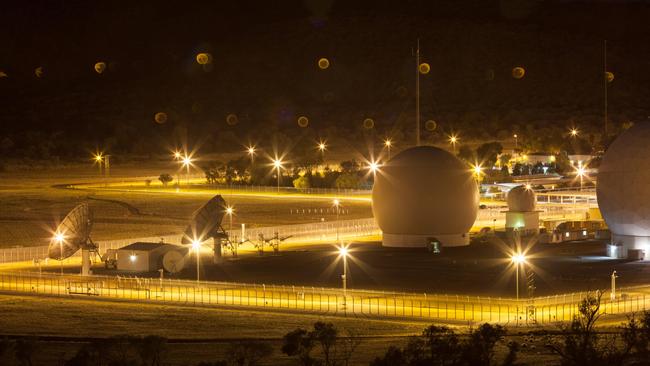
xmin=1 ymin=271 xmax=648 ymax=326
xmin=0 ymin=203 xmax=590 ymax=265
xmin=0 ymin=218 xmax=380 ymax=264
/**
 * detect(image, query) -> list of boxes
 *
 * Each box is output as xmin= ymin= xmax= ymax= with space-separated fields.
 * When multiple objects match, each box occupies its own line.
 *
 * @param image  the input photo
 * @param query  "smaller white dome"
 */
xmin=507 ymin=185 xmax=536 ymax=212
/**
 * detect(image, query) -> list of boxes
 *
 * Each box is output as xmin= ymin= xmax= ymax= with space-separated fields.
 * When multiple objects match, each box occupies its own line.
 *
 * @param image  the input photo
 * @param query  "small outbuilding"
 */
xmin=117 ymin=242 xmax=179 ymax=272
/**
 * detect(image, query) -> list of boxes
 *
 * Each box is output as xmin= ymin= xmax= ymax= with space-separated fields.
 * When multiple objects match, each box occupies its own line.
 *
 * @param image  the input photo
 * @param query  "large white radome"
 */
xmin=598 ymin=122 xmax=650 ymax=252
xmin=372 ymin=146 xmax=479 ymax=247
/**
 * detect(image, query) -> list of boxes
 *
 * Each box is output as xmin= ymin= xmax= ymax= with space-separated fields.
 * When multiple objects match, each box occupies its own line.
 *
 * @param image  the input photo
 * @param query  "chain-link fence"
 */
xmin=1 ymin=271 xmax=648 ymax=325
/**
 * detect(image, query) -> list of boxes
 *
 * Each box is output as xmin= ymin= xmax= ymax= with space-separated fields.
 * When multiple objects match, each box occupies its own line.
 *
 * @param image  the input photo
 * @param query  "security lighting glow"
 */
xmin=333 ymin=199 xmax=340 ymax=207
xmin=129 ymin=254 xmax=136 ymax=262
xmin=191 ymin=240 xmax=201 ymax=250
xmin=173 ymin=151 xmax=182 ymax=159
xmin=524 ymin=183 xmax=532 ymax=190
xmin=53 ymin=232 xmax=65 ymax=243
xmin=93 ymin=153 xmax=103 ymax=162
xmin=246 ymin=146 xmax=256 ymax=155
xmin=317 ymin=141 xmax=327 ymax=151
xmin=576 ymin=166 xmax=586 ymax=177
xmin=273 ymin=158 xmax=283 ymax=169
xmin=182 ymin=156 xmax=192 ymax=167
xmin=448 ymin=135 xmax=458 ymax=144
xmin=511 ymin=253 xmax=526 ymax=264
xmin=226 ymin=206 xmax=234 ymax=215
xmin=472 ymin=164 xmax=482 ymax=175
xmin=338 ymin=246 xmax=348 ymax=257
xmin=570 ymin=128 xmax=579 ymax=137
xmin=368 ymin=161 xmax=380 ymax=173
xmin=384 ymin=139 xmax=392 ymax=147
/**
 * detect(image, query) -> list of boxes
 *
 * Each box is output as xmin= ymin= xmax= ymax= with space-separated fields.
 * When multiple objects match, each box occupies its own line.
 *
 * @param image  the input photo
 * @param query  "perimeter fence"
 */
xmin=1 ymin=270 xmax=649 ymax=326
xmin=0 ymin=218 xmax=380 ymax=264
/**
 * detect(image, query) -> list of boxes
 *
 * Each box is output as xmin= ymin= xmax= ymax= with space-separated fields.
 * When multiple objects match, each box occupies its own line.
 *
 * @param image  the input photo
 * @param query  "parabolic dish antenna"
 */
xmin=48 ymin=203 xmax=94 ymax=260
xmin=162 ymin=249 xmax=187 ymax=274
xmin=182 ymin=195 xmax=227 ymax=244
xmin=182 ymin=195 xmax=230 ymax=263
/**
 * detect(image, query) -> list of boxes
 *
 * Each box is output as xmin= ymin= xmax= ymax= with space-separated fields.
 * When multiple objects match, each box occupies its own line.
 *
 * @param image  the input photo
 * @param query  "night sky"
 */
xmin=1 ymin=0 xmax=650 ymax=158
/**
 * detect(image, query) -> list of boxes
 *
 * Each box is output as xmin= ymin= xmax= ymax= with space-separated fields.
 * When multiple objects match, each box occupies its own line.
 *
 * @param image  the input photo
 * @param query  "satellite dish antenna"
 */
xmin=162 ymin=249 xmax=187 ymax=274
xmin=182 ymin=195 xmax=231 ymax=263
xmin=48 ymin=203 xmax=97 ymax=276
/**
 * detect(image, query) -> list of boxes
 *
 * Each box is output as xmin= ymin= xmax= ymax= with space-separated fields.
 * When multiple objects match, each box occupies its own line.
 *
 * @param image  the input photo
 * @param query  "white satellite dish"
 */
xmin=182 ymin=195 xmax=230 ymax=263
xmin=48 ymin=203 xmax=96 ymax=276
xmin=162 ymin=249 xmax=187 ymax=274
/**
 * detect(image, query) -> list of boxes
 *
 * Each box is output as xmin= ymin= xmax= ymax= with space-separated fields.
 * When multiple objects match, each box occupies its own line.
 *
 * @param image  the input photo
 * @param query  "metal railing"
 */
xmin=0 ymin=270 xmax=648 ymax=325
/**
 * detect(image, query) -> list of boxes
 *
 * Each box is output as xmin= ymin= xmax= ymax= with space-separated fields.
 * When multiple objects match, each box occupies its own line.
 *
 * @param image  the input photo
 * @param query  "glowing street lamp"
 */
xmin=576 ymin=165 xmax=587 ymax=191
xmin=472 ymin=163 xmax=483 ymax=185
xmin=511 ymin=252 xmax=526 ymax=300
xmin=272 ymin=158 xmax=283 ymax=193
xmin=181 ymin=155 xmax=192 ymax=185
xmin=448 ymin=134 xmax=458 ymax=153
xmin=368 ymin=161 xmax=380 ymax=175
xmin=333 ymin=199 xmax=341 ymax=242
xmin=225 ymin=206 xmax=234 ymax=233
xmin=53 ymin=232 xmax=65 ymax=274
xmin=173 ymin=150 xmax=182 ymax=160
xmin=570 ymin=128 xmax=579 ymax=138
xmin=513 ymin=134 xmax=518 ymax=149
xmin=246 ymin=145 xmax=256 ymax=163
xmin=93 ymin=153 xmax=103 ymax=177
xmin=383 ymin=139 xmax=393 ymax=160
xmin=338 ymin=245 xmax=349 ymax=308
xmin=192 ymin=239 xmax=202 ymax=283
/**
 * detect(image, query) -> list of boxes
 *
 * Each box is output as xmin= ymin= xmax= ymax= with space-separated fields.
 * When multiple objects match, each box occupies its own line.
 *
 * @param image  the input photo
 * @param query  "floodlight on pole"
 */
xmin=338 ymin=244 xmax=349 ymax=309
xmin=333 ymin=199 xmax=341 ymax=242
xmin=511 ymin=252 xmax=526 ymax=300
xmin=192 ymin=239 xmax=202 ymax=283
xmin=576 ymin=165 xmax=587 ymax=191
xmin=448 ymin=134 xmax=458 ymax=153
xmin=246 ymin=145 xmax=256 ymax=164
xmin=368 ymin=161 xmax=380 ymax=175
xmin=384 ymin=139 xmax=393 ymax=160
xmin=54 ymin=232 xmax=65 ymax=274
xmin=182 ymin=155 xmax=192 ymax=185
xmin=93 ymin=153 xmax=103 ymax=177
xmin=273 ymin=158 xmax=283 ymax=192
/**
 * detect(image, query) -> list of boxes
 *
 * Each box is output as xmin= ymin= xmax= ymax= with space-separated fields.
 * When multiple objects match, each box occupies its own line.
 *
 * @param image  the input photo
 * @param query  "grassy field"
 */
xmin=0 ymin=166 xmax=373 ymax=248
xmin=0 ymin=294 xmax=566 ymax=365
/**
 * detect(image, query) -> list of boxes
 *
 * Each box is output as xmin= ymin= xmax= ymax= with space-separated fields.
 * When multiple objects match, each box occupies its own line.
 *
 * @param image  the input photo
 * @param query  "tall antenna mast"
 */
xmin=601 ymin=40 xmax=609 ymax=138
xmin=416 ymin=39 xmax=421 ymax=146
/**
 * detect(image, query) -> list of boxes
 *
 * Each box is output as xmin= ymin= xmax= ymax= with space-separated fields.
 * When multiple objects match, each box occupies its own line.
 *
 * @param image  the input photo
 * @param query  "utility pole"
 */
xmin=601 ymin=40 xmax=609 ymax=138
xmin=415 ymin=39 xmax=421 ymax=147
xmin=611 ymin=270 xmax=618 ymax=301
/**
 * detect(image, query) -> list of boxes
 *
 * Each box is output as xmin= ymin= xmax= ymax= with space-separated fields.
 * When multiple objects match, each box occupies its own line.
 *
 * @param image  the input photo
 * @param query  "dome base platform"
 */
xmin=382 ymin=232 xmax=469 ymax=248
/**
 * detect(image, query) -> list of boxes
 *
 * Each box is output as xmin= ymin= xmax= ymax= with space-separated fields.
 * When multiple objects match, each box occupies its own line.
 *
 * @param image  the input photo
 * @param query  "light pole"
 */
xmin=192 ymin=240 xmax=201 ymax=283
xmin=511 ymin=253 xmax=526 ymax=300
xmin=54 ymin=232 xmax=65 ymax=274
xmin=576 ymin=165 xmax=586 ymax=191
xmin=317 ymin=141 xmax=327 ymax=161
xmin=246 ymin=146 xmax=256 ymax=165
xmin=383 ymin=139 xmax=393 ymax=160
xmin=448 ymin=134 xmax=458 ymax=154
xmin=611 ymin=270 xmax=618 ymax=301
xmin=182 ymin=155 xmax=192 ymax=186
xmin=514 ymin=134 xmax=518 ymax=149
xmin=273 ymin=158 xmax=283 ymax=193
xmin=226 ymin=206 xmax=234 ymax=233
xmin=339 ymin=245 xmax=348 ymax=309
xmin=472 ymin=163 xmax=483 ymax=187
xmin=93 ymin=153 xmax=103 ymax=178
xmin=333 ymin=199 xmax=340 ymax=242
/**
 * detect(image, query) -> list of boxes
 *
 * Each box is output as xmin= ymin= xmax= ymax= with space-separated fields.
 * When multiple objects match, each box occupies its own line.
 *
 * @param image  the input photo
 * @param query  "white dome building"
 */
xmin=505 ymin=185 xmax=539 ymax=234
xmin=372 ymin=146 xmax=479 ymax=247
xmin=598 ymin=122 xmax=650 ymax=259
